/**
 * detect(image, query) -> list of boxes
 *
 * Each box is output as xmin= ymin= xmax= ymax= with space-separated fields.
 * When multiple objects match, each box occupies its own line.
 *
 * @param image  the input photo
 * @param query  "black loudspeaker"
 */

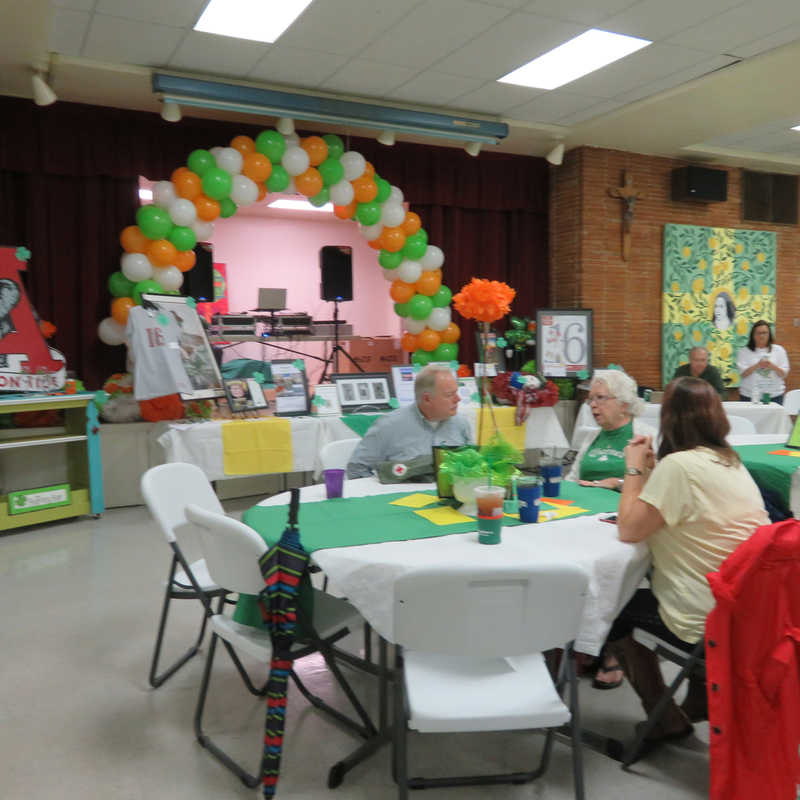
xmin=671 ymin=166 xmax=728 ymax=203
xmin=183 ymin=242 xmax=214 ymax=302
xmin=320 ymin=245 xmax=353 ymax=301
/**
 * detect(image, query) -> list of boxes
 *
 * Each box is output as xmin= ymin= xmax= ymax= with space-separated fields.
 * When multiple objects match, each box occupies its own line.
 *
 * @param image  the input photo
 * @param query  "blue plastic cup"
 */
xmin=517 ymin=479 xmax=541 ymax=523
xmin=540 ymin=461 xmax=562 ymax=498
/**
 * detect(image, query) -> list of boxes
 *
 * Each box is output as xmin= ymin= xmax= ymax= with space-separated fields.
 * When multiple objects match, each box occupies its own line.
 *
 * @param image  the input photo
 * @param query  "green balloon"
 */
xmin=402 ymin=232 xmax=428 ymax=260
xmin=416 ymin=227 xmax=429 ymax=246
xmin=309 ymin=187 xmax=330 ymax=207
xmin=411 ymin=349 xmax=433 ymax=367
xmin=408 ymin=294 xmax=434 ymax=320
xmin=266 ymin=164 xmax=290 ymax=192
xmin=255 ymin=129 xmax=286 ymax=163
xmin=168 ymin=225 xmax=197 ymax=251
xmin=431 ymin=285 xmax=452 ymax=308
xmin=356 ymin=202 xmax=381 ymax=226
xmin=133 ymin=279 xmax=163 ymax=305
xmin=202 ymin=167 xmax=233 ymax=201
xmin=433 ymin=342 xmax=458 ymax=362
xmin=108 ymin=271 xmax=135 ymax=298
xmin=322 ymin=134 xmax=344 ymax=159
xmin=374 ymin=176 xmax=391 ymax=204
xmin=318 ymin=158 xmax=344 ymax=187
xmin=136 ymin=205 xmax=172 ymax=240
xmin=379 ymin=250 xmax=403 ymax=269
xmin=187 ymin=149 xmax=216 ymax=177
xmin=393 ymin=302 xmax=410 ymax=317
xmin=219 ymin=198 xmax=237 ymax=218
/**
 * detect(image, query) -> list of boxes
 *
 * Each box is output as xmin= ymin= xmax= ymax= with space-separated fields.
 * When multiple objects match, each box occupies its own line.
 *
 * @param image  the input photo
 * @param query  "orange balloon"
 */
xmin=440 ymin=322 xmax=461 ymax=344
xmin=401 ymin=332 xmax=418 ymax=352
xmin=111 ymin=296 xmax=135 ymax=325
xmin=147 ymin=238 xmax=178 ymax=267
xmin=301 ymin=136 xmax=328 ymax=167
xmin=401 ymin=211 xmax=421 ymax=236
xmin=242 ymin=152 xmax=272 ymax=183
xmin=362 ymin=161 xmax=375 ymax=178
xmin=381 ymin=226 xmax=406 ymax=253
xmin=171 ymin=166 xmax=190 ymax=182
xmin=432 ymin=268 xmax=442 ymax=280
xmin=173 ymin=169 xmax=202 ymax=200
xmin=174 ymin=250 xmax=196 ymax=273
xmin=120 ymin=225 xmax=150 ymax=253
xmin=194 ymin=194 xmax=221 ymax=221
xmin=417 ymin=329 xmax=441 ymax=352
xmin=256 ymin=182 xmax=268 ymax=202
xmin=295 ymin=167 xmax=324 ymax=197
xmin=415 ymin=270 xmax=442 ymax=296
xmin=334 ymin=201 xmax=357 ymax=220
xmin=368 ymin=237 xmax=383 ymax=250
xmin=230 ymin=135 xmax=256 ymax=155
xmin=352 ymin=176 xmax=378 ymax=203
xmin=390 ymin=280 xmax=416 ymax=303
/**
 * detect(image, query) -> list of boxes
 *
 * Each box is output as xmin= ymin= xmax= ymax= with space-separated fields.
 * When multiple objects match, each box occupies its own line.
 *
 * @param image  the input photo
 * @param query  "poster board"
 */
xmin=535 ymin=309 xmax=593 ymax=377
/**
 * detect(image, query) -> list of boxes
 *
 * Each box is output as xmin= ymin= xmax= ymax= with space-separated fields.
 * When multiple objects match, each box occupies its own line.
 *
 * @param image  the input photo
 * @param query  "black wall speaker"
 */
xmin=671 ymin=166 xmax=728 ymax=203
xmin=182 ymin=242 xmax=215 ymax=302
xmin=320 ymin=245 xmax=353 ymax=301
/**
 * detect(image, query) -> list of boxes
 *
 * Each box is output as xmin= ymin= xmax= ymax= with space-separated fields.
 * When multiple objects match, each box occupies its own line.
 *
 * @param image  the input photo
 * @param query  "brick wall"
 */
xmin=549 ymin=146 xmax=800 ymax=391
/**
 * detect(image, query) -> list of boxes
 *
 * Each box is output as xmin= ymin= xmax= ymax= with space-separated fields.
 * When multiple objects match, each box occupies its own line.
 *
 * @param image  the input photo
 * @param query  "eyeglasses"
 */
xmin=587 ymin=394 xmax=616 ymax=404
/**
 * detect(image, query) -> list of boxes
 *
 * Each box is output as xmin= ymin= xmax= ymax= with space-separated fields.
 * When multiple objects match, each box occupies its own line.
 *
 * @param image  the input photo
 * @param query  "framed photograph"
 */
xmin=332 ymin=372 xmax=395 ymax=413
xmin=310 ymin=383 xmax=341 ymax=416
xmin=223 ymin=378 xmax=272 ymax=414
xmin=141 ymin=293 xmax=224 ymax=400
xmin=391 ymin=365 xmax=416 ymax=406
xmin=270 ymin=359 xmax=310 ymax=416
xmin=535 ymin=308 xmax=593 ymax=378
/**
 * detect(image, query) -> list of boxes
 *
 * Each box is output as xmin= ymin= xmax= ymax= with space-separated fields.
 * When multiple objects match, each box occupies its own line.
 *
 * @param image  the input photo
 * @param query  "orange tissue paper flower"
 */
xmin=452 ymin=278 xmax=516 ymax=323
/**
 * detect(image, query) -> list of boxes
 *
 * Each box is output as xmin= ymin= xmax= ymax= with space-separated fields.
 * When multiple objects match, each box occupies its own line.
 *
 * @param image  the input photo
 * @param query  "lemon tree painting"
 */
xmin=662 ymin=223 xmax=776 ymax=388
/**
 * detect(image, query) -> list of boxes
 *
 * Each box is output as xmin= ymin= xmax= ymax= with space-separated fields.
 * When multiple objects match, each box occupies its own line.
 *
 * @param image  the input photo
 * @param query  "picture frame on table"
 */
xmin=310 ymin=383 xmax=341 ymax=416
xmin=223 ymin=377 xmax=272 ymax=414
xmin=270 ymin=359 xmax=310 ymax=416
xmin=140 ymin=293 xmax=224 ymax=401
xmin=535 ymin=308 xmax=593 ymax=378
xmin=332 ymin=372 xmax=395 ymax=413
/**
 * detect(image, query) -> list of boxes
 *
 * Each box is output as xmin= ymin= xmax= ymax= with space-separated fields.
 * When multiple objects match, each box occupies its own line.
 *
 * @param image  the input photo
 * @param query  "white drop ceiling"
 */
xmin=3 ymin=0 xmax=800 ymax=170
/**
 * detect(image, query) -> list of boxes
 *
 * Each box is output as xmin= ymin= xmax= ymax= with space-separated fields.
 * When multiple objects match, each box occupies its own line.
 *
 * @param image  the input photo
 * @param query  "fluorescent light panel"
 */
xmin=499 ymin=28 xmax=651 ymax=90
xmin=268 ymin=198 xmax=332 ymax=212
xmin=791 ymin=124 xmax=800 ymax=131
xmin=194 ymin=0 xmax=313 ymax=44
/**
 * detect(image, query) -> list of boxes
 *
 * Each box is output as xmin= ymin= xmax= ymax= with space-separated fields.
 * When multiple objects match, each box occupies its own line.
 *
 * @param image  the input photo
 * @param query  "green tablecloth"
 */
xmin=339 ymin=414 xmax=383 ymax=437
xmin=736 ymin=443 xmax=798 ymax=510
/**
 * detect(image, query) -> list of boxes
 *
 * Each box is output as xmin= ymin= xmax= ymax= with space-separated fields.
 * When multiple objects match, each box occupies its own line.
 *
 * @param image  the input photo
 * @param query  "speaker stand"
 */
xmin=319 ymin=299 xmax=363 ymax=383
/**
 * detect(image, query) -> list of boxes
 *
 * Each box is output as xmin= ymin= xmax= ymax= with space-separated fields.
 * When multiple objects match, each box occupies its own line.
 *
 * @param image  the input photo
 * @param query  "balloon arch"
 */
xmin=98 ymin=130 xmax=460 ymax=366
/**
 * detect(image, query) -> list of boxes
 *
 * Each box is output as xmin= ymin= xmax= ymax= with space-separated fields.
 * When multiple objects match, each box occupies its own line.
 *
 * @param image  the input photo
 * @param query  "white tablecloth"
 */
xmin=257 ymin=478 xmax=650 ymax=656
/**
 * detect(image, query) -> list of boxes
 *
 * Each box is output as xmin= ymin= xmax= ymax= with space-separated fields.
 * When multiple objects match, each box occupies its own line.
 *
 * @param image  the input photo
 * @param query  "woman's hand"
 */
xmin=625 ymin=434 xmax=654 ymax=472
xmin=579 ymin=477 xmax=622 ymax=490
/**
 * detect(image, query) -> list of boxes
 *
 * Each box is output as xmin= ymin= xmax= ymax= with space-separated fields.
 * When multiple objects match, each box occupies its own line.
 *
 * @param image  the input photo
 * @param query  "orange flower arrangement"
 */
xmin=452 ymin=278 xmax=516 ymax=323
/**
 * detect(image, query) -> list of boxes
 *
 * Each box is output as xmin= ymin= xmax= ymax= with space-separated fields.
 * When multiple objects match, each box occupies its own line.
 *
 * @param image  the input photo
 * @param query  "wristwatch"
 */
xmin=625 ymin=467 xmax=644 ymax=476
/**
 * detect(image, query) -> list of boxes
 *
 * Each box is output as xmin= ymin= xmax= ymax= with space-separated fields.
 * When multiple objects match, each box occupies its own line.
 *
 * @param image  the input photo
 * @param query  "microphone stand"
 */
xmin=319 ymin=298 xmax=363 ymax=383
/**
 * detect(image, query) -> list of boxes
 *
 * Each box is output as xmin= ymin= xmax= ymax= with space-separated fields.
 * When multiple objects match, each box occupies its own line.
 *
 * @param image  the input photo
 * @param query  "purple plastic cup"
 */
xmin=324 ymin=468 xmax=345 ymax=499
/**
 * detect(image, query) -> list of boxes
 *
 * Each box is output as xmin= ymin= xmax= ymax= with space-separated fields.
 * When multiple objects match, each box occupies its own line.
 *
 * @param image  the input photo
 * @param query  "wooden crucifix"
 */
xmin=608 ymin=170 xmax=642 ymax=261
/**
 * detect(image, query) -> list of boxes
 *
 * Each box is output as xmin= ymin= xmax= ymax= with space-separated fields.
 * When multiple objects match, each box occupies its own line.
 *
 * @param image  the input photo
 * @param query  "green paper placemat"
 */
xmin=340 ymin=414 xmax=383 ymax=437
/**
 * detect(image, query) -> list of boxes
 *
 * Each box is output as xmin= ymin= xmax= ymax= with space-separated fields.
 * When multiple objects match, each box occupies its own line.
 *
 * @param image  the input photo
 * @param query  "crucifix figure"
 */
xmin=608 ymin=170 xmax=641 ymax=261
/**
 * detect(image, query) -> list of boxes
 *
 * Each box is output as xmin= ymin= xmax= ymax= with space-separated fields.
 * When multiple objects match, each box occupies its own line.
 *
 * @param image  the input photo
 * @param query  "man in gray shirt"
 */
xmin=346 ymin=364 xmax=472 ymax=479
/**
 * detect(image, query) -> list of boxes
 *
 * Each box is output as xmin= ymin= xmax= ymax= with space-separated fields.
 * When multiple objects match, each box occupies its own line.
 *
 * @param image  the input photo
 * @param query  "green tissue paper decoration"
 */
xmin=438 ymin=434 xmax=522 ymax=487
xmin=521 ymin=359 xmax=537 ymax=375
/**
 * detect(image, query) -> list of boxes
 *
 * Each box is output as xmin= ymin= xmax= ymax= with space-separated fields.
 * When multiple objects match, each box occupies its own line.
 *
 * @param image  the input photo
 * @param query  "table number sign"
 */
xmin=8 ymin=483 xmax=71 ymax=515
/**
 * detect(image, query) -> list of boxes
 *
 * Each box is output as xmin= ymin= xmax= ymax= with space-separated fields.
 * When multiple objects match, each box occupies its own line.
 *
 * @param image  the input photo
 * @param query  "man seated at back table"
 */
xmin=347 ymin=364 xmax=472 ymax=479
xmin=672 ymin=346 xmax=725 ymax=398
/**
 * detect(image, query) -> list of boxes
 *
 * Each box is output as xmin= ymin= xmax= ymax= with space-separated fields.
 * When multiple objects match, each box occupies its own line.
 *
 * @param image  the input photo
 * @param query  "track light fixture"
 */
xmin=464 ymin=141 xmax=482 ymax=157
xmin=31 ymin=72 xmax=57 ymax=106
xmin=160 ymin=100 xmax=182 ymax=122
xmin=377 ymin=130 xmax=395 ymax=146
xmin=276 ymin=117 xmax=295 ymax=135
xmin=545 ymin=142 xmax=565 ymax=166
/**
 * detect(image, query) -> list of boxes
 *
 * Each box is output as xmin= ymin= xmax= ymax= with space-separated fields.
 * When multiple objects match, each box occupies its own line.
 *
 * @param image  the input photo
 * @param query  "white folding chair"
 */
xmin=783 ymin=389 xmax=800 ymax=416
xmin=141 ymin=462 xmax=229 ymax=688
xmin=392 ymin=563 xmax=589 ymax=800
xmin=185 ymin=502 xmax=376 ymax=788
xmin=727 ymin=415 xmax=757 ymax=435
xmin=320 ymin=437 xmax=361 ymax=470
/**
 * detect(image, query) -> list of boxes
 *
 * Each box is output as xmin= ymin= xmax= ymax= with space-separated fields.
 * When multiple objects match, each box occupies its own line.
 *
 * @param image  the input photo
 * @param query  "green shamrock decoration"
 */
xmin=157 ymin=313 xmax=170 ymax=327
xmin=292 ymin=359 xmax=305 ymax=371
xmin=576 ymin=369 xmax=589 ymax=380
xmin=388 ymin=398 xmax=399 ymax=408
xmin=93 ymin=390 xmax=110 ymax=408
xmin=252 ymin=371 xmax=265 ymax=384
xmin=185 ymin=297 xmax=197 ymax=309
xmin=15 ymin=247 xmax=31 ymax=262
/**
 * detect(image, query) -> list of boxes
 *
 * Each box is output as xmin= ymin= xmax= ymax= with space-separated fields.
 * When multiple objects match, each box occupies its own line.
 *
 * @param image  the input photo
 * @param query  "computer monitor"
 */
xmin=256 ymin=288 xmax=287 ymax=311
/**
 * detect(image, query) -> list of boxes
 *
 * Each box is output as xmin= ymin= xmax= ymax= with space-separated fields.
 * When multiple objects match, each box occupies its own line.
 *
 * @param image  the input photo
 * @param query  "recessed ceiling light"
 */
xmin=194 ymin=0 xmax=313 ymax=45
xmin=268 ymin=198 xmax=332 ymax=213
xmin=498 ymin=29 xmax=651 ymax=91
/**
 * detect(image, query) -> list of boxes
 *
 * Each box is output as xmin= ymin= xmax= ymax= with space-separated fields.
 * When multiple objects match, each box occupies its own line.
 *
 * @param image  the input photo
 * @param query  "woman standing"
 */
xmin=736 ymin=320 xmax=790 ymax=403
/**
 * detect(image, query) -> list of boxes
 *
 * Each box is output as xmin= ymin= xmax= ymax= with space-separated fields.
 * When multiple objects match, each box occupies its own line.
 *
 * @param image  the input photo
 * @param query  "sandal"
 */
xmin=592 ymin=662 xmax=624 ymax=690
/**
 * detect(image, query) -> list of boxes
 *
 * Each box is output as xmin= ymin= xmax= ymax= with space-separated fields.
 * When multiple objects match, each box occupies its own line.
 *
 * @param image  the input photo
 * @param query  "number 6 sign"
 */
xmin=535 ymin=308 xmax=593 ymax=378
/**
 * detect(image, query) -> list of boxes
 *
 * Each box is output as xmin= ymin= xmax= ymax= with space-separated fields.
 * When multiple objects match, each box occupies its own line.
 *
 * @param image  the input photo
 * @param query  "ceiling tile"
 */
xmin=731 ymin=24 xmax=800 ymax=59
xmin=473 ymin=0 xmax=528 ymax=8
xmin=52 ymin=0 xmax=95 ymax=10
xmin=358 ymin=0 xmax=511 ymax=70
xmin=82 ymin=14 xmax=185 ymax=65
xmin=248 ymin=46 xmax=349 ymax=88
xmin=521 ymin=0 xmax=639 ymax=26
xmin=94 ymin=0 xmax=207 ymax=28
xmin=388 ymin=71 xmax=486 ymax=106
xmin=168 ymin=31 xmax=267 ymax=77
xmin=557 ymin=98 xmax=627 ymax=125
xmin=320 ymin=59 xmax=420 ymax=98
xmin=278 ymin=0 xmax=422 ymax=58
xmin=446 ymin=80 xmax=543 ymax=113
xmin=433 ymin=12 xmax=583 ymax=79
xmin=508 ymin=90 xmax=605 ymax=123
xmin=48 ymin=8 xmax=89 ymax=57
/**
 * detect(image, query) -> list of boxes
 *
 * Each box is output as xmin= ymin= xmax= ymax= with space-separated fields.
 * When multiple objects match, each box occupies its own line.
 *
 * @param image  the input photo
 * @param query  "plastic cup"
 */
xmin=517 ymin=478 xmax=541 ymax=523
xmin=540 ymin=460 xmax=562 ymax=498
xmin=761 ymin=392 xmax=772 ymax=405
xmin=324 ymin=468 xmax=345 ymax=499
xmin=474 ymin=485 xmax=505 ymax=545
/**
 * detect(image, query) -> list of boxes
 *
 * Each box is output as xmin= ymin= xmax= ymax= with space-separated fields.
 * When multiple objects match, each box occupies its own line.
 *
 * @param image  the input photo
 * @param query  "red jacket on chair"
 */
xmin=706 ymin=519 xmax=800 ymax=800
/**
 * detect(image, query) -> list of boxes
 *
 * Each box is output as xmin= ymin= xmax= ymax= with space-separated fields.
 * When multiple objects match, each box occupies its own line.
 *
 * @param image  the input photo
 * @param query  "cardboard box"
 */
xmin=340 ymin=336 xmax=404 ymax=374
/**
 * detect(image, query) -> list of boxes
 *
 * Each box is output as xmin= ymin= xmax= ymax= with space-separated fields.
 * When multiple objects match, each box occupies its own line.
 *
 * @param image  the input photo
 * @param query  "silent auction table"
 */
xmin=246 ymin=478 xmax=650 ymax=657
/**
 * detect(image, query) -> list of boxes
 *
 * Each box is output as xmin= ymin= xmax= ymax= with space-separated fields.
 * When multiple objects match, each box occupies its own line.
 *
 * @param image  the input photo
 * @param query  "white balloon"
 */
xmin=359 ymin=222 xmax=383 ymax=241
xmin=329 ymin=179 xmax=354 ymax=206
xmin=191 ymin=219 xmax=214 ymax=241
xmin=152 ymin=180 xmax=176 ymax=207
xmin=216 ymin=147 xmax=243 ymax=175
xmin=120 ymin=252 xmax=153 ymax=282
xmin=427 ymin=307 xmax=451 ymax=331
xmin=284 ymin=132 xmax=300 ymax=147
xmin=282 ymin=145 xmax=310 ymax=176
xmin=98 ymin=317 xmax=126 ymax=346
xmin=404 ymin=317 xmax=427 ymax=335
xmin=152 ymin=265 xmax=183 ymax=291
xmin=382 ymin=268 xmax=398 ymax=281
xmin=230 ymin=174 xmax=259 ymax=206
xmin=420 ymin=244 xmax=445 ymax=270
xmin=168 ymin=197 xmax=197 ymax=227
xmin=389 ymin=185 xmax=404 ymax=204
xmin=395 ymin=259 xmax=422 ymax=284
xmin=380 ymin=200 xmax=405 ymax=228
xmin=286 ymin=177 xmax=298 ymax=194
xmin=209 ymin=146 xmax=224 ymax=160
xmin=340 ymin=151 xmax=366 ymax=181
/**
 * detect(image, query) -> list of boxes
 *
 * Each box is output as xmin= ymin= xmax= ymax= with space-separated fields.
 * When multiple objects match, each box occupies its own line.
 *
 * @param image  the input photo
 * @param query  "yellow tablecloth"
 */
xmin=221 ymin=418 xmax=294 ymax=475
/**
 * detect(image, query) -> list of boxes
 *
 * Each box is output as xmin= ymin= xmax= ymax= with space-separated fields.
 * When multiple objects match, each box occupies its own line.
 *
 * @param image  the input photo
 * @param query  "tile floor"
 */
xmin=0 ymin=499 xmax=710 ymax=799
